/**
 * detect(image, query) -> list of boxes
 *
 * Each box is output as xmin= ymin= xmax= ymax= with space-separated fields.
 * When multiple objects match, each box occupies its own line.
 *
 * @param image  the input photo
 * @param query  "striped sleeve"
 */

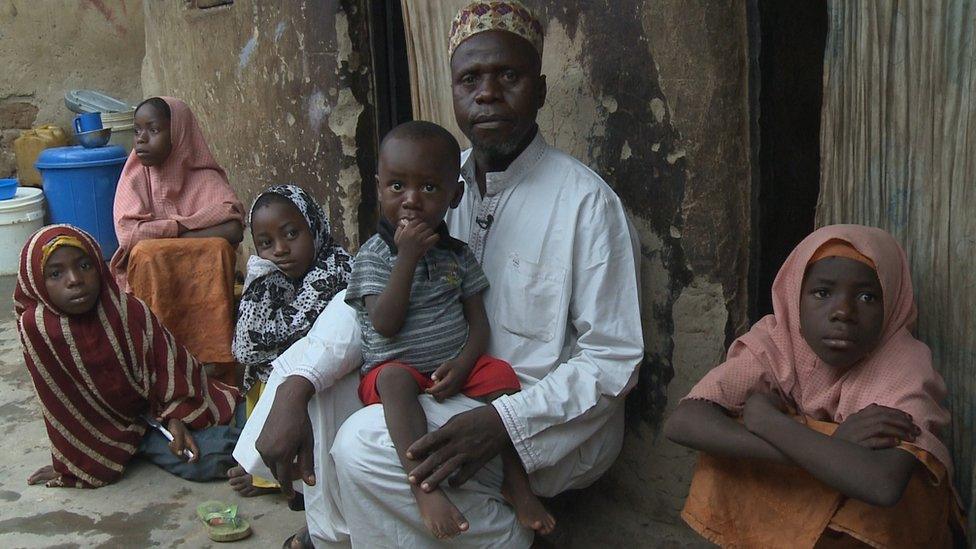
xmin=344 ymin=237 xmax=391 ymax=308
xmin=458 ymin=246 xmax=489 ymax=299
xmin=146 ymin=303 xmax=237 ymax=429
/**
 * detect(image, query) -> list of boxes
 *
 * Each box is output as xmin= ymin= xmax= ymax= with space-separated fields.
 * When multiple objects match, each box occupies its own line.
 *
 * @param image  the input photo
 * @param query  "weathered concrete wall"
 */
xmin=521 ymin=0 xmax=752 ymax=543
xmin=0 ymin=0 xmax=144 ymax=178
xmin=141 ymin=0 xmax=376 ymax=250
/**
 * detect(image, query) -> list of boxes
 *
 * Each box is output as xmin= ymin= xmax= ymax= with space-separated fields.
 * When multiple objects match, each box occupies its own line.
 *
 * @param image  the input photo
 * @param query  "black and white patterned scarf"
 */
xmin=233 ymin=184 xmax=352 ymax=393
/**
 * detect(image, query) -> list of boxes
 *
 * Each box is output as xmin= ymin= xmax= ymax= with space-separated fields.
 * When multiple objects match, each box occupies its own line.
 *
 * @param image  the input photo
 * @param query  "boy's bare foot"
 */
xmin=414 ymin=487 xmax=469 ymax=539
xmin=27 ymin=465 xmax=59 ymax=485
xmin=228 ymin=465 xmax=279 ymax=497
xmin=503 ymin=481 xmax=556 ymax=535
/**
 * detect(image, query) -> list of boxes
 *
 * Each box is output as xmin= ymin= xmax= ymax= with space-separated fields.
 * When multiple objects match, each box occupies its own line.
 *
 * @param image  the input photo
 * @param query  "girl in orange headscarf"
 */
xmin=665 ymin=224 xmax=963 ymax=548
xmin=110 ymin=97 xmax=244 ymax=377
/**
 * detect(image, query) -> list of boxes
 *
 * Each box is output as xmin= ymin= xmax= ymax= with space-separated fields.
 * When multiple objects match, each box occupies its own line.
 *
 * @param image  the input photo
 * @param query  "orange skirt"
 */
xmin=681 ymin=418 xmax=962 ymax=548
xmin=126 ymin=237 xmax=237 ymax=367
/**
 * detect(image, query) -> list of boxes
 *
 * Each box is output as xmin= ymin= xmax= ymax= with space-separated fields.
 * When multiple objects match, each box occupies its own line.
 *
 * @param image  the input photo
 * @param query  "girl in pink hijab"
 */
xmin=110 ymin=97 xmax=244 ymax=377
xmin=665 ymin=224 xmax=962 ymax=548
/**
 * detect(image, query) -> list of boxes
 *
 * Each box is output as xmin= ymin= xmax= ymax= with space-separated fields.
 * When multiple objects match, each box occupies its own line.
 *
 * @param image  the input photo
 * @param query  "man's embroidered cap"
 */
xmin=449 ymin=1 xmax=544 ymax=59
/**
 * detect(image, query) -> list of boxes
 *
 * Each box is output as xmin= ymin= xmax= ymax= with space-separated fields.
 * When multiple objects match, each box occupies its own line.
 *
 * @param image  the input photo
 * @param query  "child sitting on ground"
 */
xmin=664 ymin=224 xmax=963 ymax=547
xmin=345 ymin=121 xmax=555 ymax=540
xmin=19 ymin=225 xmax=241 ymax=488
xmin=228 ymin=184 xmax=352 ymax=497
xmin=111 ymin=96 xmax=245 ymax=384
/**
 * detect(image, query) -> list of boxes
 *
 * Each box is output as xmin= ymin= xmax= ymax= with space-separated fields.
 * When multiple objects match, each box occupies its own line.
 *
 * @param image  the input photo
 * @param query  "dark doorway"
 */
xmin=363 ymin=0 xmax=413 ymax=239
xmin=750 ymin=0 xmax=829 ymax=319
xmin=367 ymin=0 xmax=413 ymax=138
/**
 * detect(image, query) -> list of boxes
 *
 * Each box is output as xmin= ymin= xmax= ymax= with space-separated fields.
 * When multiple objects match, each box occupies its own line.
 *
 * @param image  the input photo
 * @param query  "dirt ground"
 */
xmin=0 ymin=276 xmax=303 ymax=548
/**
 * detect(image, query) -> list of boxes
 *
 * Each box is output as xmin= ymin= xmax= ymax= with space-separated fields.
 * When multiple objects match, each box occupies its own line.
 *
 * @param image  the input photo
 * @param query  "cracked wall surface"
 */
xmin=519 ymin=0 xmax=752 ymax=542
xmin=0 ymin=0 xmax=144 ymax=178
xmin=141 ymin=0 xmax=375 ymax=250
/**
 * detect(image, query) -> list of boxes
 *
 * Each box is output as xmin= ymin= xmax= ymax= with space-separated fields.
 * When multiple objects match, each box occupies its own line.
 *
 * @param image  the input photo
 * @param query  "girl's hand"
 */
xmin=27 ymin=465 xmax=59 ymax=486
xmin=833 ymin=404 xmax=920 ymax=449
xmin=167 ymin=418 xmax=200 ymax=463
xmin=742 ymin=391 xmax=788 ymax=432
xmin=426 ymin=359 xmax=475 ymax=402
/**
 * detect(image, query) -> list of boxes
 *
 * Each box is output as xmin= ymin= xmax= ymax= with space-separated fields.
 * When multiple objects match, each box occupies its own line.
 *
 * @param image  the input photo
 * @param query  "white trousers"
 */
xmin=235 ymin=367 xmax=362 ymax=546
xmin=238 ymin=367 xmax=533 ymax=548
xmin=237 ymin=368 xmax=624 ymax=548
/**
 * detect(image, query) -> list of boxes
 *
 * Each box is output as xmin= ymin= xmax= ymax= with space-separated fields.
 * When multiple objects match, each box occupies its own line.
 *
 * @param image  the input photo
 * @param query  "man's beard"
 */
xmin=469 ymin=126 xmax=532 ymax=162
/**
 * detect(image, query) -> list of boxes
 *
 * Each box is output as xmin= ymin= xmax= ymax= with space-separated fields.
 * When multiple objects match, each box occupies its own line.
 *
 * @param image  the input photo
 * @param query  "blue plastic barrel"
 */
xmin=36 ymin=145 xmax=128 ymax=260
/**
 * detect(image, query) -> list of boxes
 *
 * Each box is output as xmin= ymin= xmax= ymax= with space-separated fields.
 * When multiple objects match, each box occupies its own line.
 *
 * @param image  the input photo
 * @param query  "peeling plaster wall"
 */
xmin=519 ymin=1 xmax=752 ymax=542
xmin=0 ymin=0 xmax=144 ymax=178
xmin=141 ymin=0 xmax=375 ymax=250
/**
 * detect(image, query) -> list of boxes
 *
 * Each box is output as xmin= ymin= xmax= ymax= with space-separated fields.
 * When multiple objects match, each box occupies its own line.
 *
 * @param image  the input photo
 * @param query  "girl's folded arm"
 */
xmin=664 ymin=399 xmax=790 ymax=463
xmin=179 ymin=219 xmax=244 ymax=246
xmin=746 ymin=404 xmax=916 ymax=507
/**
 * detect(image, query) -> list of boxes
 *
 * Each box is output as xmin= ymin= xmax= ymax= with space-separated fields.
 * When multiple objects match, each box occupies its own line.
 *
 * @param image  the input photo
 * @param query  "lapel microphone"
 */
xmin=475 ymin=214 xmax=494 ymax=230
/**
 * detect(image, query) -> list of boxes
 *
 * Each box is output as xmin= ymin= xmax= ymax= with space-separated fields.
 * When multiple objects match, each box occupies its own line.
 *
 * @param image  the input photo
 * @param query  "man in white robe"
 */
xmin=235 ymin=2 xmax=643 ymax=546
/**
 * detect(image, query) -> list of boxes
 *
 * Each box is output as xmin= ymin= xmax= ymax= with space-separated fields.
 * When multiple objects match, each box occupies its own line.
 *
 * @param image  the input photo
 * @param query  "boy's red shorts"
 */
xmin=358 ymin=355 xmax=520 ymax=405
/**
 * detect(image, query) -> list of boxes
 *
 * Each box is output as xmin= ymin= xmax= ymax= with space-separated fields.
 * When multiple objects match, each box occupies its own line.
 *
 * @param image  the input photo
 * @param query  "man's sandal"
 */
xmin=282 ymin=526 xmax=312 ymax=549
xmin=196 ymin=500 xmax=253 ymax=542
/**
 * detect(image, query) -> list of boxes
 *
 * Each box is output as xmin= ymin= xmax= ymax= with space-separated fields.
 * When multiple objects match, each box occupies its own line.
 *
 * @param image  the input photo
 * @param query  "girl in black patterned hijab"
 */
xmin=233 ymin=184 xmax=352 ymax=394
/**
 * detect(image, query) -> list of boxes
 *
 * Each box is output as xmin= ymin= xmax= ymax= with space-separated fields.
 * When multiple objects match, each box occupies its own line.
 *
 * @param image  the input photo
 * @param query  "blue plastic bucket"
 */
xmin=0 ymin=178 xmax=17 ymax=200
xmin=36 ymin=145 xmax=128 ymax=260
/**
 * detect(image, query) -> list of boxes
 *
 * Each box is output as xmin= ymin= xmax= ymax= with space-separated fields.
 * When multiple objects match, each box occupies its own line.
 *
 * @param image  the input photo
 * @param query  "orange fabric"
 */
xmin=681 ymin=418 xmax=959 ymax=549
xmin=110 ymin=96 xmax=244 ymax=291
xmin=358 ymin=355 xmax=520 ymax=405
xmin=127 ymin=237 xmax=236 ymax=365
xmin=810 ymin=239 xmax=876 ymax=270
xmin=684 ymin=225 xmax=952 ymax=474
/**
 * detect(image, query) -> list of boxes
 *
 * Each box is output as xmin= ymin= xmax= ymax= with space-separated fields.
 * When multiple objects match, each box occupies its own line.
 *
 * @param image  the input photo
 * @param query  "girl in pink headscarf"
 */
xmin=665 ymin=225 xmax=962 ymax=548
xmin=110 ymin=97 xmax=245 ymax=379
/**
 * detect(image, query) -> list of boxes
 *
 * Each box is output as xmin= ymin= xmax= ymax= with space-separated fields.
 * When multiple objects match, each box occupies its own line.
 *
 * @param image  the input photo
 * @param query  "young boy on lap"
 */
xmin=345 ymin=121 xmax=554 ymax=540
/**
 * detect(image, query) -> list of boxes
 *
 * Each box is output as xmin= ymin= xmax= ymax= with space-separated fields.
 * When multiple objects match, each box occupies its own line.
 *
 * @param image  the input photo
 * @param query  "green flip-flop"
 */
xmin=196 ymin=500 xmax=252 ymax=542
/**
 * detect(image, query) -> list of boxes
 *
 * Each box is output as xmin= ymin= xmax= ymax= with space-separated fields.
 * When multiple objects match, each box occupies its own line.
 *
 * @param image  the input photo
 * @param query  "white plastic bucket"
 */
xmin=0 ymin=187 xmax=46 ymax=274
xmin=103 ymin=109 xmax=135 ymax=152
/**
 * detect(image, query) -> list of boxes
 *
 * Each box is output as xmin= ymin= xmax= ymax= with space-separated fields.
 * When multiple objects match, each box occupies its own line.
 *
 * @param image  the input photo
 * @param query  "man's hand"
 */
xmin=426 ymin=359 xmax=475 ymax=402
xmin=167 ymin=418 xmax=200 ymax=463
xmin=406 ymin=405 xmax=510 ymax=491
xmin=833 ymin=404 xmax=919 ymax=449
xmin=255 ymin=376 xmax=316 ymax=498
xmin=394 ymin=219 xmax=439 ymax=262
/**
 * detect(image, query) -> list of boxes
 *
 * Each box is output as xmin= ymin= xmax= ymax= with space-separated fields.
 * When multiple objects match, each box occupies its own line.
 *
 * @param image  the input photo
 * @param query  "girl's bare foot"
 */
xmin=503 ymin=480 xmax=556 ymax=535
xmin=227 ymin=465 xmax=279 ymax=497
xmin=413 ymin=487 xmax=469 ymax=539
xmin=27 ymin=465 xmax=59 ymax=486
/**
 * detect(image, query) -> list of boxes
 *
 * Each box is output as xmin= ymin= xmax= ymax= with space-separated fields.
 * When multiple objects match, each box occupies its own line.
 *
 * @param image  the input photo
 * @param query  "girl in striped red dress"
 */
xmin=18 ymin=225 xmax=241 ymax=488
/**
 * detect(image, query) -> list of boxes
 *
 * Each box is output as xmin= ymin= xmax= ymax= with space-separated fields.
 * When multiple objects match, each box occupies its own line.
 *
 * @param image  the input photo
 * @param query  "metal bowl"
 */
xmin=76 ymin=127 xmax=112 ymax=148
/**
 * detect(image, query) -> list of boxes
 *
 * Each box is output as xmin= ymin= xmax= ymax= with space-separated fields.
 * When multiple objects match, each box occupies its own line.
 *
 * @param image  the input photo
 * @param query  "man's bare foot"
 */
xmin=413 ymin=487 xmax=469 ymax=539
xmin=27 ymin=465 xmax=58 ymax=486
xmin=503 ymin=481 xmax=556 ymax=535
xmin=228 ymin=465 xmax=278 ymax=497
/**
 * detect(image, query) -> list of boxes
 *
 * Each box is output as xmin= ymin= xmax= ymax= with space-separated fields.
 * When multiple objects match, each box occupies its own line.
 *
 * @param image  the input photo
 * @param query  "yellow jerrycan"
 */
xmin=14 ymin=125 xmax=70 ymax=187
